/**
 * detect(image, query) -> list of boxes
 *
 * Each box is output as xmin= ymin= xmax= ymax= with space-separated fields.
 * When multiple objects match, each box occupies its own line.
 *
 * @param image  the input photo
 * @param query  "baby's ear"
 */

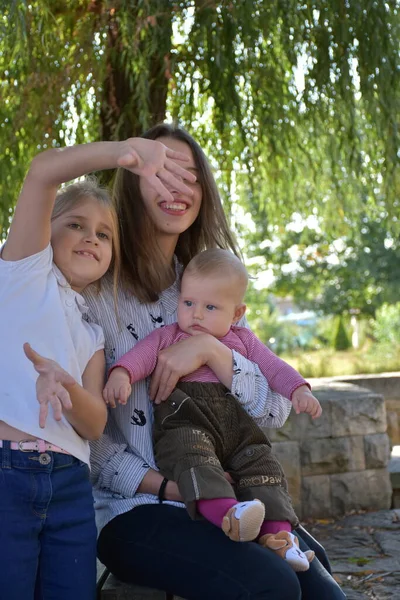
xmin=233 ymin=303 xmax=246 ymax=324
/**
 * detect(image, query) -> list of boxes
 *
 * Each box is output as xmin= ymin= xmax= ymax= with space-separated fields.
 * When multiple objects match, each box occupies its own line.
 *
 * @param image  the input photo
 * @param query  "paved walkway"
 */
xmin=308 ymin=509 xmax=400 ymax=599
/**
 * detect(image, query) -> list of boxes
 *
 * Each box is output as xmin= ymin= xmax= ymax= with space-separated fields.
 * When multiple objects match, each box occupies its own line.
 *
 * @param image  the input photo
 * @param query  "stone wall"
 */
xmin=330 ymin=373 xmax=400 ymax=447
xmin=267 ymin=381 xmax=392 ymax=519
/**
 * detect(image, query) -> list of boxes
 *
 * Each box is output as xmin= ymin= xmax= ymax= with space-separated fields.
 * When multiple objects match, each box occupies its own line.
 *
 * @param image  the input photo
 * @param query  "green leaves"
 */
xmin=1 ymin=0 xmax=399 ymax=238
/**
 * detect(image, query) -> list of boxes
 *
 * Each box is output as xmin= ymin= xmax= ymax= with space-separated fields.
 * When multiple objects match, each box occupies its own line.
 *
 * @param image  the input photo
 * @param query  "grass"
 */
xmin=281 ymin=345 xmax=400 ymax=379
xmin=347 ymin=557 xmax=372 ymax=567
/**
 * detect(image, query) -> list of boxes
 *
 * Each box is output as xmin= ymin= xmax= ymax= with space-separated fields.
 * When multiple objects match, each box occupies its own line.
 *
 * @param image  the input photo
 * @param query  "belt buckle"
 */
xmin=18 ymin=439 xmax=37 ymax=452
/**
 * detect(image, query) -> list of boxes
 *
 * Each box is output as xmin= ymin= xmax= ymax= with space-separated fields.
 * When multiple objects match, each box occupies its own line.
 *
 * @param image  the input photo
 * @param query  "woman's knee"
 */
xmin=246 ymin=559 xmax=301 ymax=600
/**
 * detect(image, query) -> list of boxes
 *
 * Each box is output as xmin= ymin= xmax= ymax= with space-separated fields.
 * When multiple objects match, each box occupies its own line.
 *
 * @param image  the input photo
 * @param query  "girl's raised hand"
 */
xmin=116 ymin=138 xmax=197 ymax=202
xmin=23 ymin=343 xmax=75 ymax=428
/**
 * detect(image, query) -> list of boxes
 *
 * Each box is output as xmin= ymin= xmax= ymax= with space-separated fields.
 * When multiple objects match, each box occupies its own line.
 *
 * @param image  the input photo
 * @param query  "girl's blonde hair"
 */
xmin=52 ymin=177 xmax=121 ymax=295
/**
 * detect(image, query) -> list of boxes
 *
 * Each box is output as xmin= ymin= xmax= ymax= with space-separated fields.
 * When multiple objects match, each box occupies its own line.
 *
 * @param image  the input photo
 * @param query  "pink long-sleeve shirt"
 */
xmin=113 ymin=323 xmax=308 ymax=401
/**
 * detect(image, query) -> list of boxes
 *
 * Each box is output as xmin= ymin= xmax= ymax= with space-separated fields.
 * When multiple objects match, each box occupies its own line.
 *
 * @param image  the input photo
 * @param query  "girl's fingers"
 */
xmin=165 ymin=148 xmax=190 ymax=162
xmin=49 ymin=394 xmax=63 ymax=422
xmin=146 ymin=174 xmax=174 ymax=203
xmin=165 ymin=158 xmax=197 ymax=183
xmin=23 ymin=342 xmax=46 ymax=367
xmin=59 ymin=371 xmax=76 ymax=387
xmin=39 ymin=401 xmax=49 ymax=429
xmin=58 ymin=386 xmax=72 ymax=410
xmin=158 ymin=167 xmax=195 ymax=195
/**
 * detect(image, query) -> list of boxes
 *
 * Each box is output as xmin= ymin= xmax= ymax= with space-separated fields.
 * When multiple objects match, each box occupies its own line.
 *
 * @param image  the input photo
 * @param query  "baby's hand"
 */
xmin=23 ymin=342 xmax=75 ymax=428
xmin=103 ymin=367 xmax=131 ymax=408
xmin=291 ymin=385 xmax=322 ymax=419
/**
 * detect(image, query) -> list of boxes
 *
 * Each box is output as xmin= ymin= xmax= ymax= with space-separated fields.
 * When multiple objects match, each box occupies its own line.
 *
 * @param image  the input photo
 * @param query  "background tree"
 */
xmin=1 ymin=0 xmax=399 ymax=239
xmin=248 ymin=216 xmax=400 ymax=317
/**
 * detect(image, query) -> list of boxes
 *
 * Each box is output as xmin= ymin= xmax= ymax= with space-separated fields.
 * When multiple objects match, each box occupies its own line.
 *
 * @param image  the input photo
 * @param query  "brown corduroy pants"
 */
xmin=153 ymin=382 xmax=298 ymax=526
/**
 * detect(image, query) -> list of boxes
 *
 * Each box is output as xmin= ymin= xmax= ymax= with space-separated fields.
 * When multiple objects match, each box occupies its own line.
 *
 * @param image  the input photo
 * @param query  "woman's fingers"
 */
xmin=153 ymin=372 xmax=179 ymax=405
xmin=148 ymin=369 xmax=160 ymax=401
xmin=149 ymin=360 xmax=174 ymax=403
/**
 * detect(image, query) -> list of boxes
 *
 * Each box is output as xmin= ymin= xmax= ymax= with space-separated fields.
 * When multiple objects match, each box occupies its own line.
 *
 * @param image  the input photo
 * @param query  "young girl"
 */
xmin=0 ymin=138 xmax=195 ymax=600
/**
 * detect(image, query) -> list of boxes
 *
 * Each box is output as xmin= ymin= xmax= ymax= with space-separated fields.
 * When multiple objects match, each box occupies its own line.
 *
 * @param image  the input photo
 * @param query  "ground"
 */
xmin=308 ymin=509 xmax=400 ymax=599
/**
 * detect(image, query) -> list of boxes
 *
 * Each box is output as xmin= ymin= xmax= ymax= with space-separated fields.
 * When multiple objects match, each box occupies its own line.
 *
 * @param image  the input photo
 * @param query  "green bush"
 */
xmin=333 ymin=316 xmax=351 ymax=351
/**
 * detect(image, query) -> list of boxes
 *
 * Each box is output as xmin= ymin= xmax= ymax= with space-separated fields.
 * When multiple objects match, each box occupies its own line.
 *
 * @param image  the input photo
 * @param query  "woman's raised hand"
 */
xmin=117 ymin=138 xmax=197 ymax=202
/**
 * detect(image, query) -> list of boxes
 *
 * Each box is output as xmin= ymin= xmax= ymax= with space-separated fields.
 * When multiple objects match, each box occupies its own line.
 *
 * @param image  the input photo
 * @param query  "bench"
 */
xmin=97 ymin=562 xmax=185 ymax=600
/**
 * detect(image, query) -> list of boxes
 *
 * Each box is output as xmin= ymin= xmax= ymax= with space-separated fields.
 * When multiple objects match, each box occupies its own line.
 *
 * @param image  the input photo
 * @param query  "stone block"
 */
xmin=301 ymin=474 xmax=331 ymax=519
xmin=388 ymin=455 xmax=400 ymax=489
xmin=267 ymin=389 xmax=332 ymax=442
xmin=271 ymin=441 xmax=301 ymax=514
xmin=301 ymin=436 xmax=365 ymax=476
xmin=329 ymin=384 xmax=387 ymax=437
xmin=364 ymin=433 xmax=391 ymax=469
xmin=386 ymin=402 xmax=400 ymax=446
xmin=331 ymin=469 xmax=392 ymax=517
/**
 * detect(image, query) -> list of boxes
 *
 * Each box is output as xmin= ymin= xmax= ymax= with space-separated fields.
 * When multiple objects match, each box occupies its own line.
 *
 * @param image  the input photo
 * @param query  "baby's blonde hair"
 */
xmin=184 ymin=249 xmax=249 ymax=300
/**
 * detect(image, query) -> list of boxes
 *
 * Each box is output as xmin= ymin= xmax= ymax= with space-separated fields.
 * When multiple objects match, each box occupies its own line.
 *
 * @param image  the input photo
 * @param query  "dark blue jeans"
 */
xmin=98 ymin=504 xmax=345 ymax=600
xmin=0 ymin=442 xmax=97 ymax=600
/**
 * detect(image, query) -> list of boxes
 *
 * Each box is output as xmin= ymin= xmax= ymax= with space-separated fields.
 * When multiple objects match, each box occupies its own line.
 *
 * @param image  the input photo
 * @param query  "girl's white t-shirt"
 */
xmin=0 ymin=244 xmax=104 ymax=464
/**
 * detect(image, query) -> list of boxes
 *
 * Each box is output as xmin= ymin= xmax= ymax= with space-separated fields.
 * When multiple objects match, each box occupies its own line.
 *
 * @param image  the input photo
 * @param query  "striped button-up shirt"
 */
xmin=84 ymin=269 xmax=292 ymax=533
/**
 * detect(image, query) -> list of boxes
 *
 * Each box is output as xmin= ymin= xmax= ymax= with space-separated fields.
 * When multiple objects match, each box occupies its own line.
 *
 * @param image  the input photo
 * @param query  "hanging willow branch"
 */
xmin=0 ymin=0 xmax=399 ymax=236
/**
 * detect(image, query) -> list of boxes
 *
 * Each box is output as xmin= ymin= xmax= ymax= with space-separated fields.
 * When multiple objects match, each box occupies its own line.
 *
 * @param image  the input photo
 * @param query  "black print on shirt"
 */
xmin=233 ymin=359 xmax=242 ymax=375
xmin=107 ymin=347 xmax=116 ymax=362
xmin=131 ymin=408 xmax=147 ymax=426
xmin=150 ymin=313 xmax=165 ymax=328
xmin=127 ymin=324 xmax=139 ymax=340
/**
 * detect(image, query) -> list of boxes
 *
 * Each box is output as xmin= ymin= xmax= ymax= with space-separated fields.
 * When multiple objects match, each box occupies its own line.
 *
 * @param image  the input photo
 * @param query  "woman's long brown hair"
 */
xmin=113 ymin=124 xmax=239 ymax=303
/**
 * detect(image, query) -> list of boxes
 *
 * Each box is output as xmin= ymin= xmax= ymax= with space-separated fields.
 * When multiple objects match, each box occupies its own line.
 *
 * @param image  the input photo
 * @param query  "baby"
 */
xmin=104 ymin=249 xmax=321 ymax=571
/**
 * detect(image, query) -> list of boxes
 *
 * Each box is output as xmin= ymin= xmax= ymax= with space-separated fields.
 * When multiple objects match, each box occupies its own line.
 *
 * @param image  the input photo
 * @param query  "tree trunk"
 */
xmin=100 ymin=4 xmax=172 ymax=141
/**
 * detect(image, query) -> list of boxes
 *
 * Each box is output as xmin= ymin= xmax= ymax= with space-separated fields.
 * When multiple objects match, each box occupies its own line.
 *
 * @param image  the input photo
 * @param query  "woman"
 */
xmin=85 ymin=124 xmax=345 ymax=600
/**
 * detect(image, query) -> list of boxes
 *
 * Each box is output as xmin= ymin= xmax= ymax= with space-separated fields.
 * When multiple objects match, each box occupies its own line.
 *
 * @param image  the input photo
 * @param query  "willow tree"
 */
xmin=1 ymin=1 xmax=399 ymax=237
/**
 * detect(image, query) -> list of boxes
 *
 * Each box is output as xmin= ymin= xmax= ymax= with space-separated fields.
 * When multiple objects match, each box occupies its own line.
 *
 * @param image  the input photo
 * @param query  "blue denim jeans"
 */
xmin=0 ymin=442 xmax=97 ymax=600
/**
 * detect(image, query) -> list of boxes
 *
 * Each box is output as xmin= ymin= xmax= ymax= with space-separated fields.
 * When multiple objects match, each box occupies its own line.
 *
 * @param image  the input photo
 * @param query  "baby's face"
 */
xmin=178 ymin=273 xmax=244 ymax=339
